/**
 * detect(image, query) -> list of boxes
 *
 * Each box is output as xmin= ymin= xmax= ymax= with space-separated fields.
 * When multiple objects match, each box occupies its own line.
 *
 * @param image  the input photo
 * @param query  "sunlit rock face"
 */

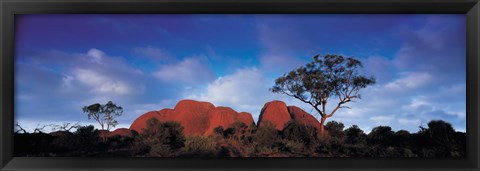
xmin=129 ymin=99 xmax=254 ymax=136
xmin=257 ymin=100 xmax=292 ymax=130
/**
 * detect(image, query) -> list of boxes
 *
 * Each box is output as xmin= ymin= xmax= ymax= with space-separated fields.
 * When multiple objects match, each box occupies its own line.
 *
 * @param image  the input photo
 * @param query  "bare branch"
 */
xmin=15 ymin=122 xmax=27 ymax=134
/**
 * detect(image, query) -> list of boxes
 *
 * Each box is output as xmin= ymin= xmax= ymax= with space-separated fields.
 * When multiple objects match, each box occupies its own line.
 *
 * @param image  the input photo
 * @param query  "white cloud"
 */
xmin=74 ymin=68 xmax=133 ymax=95
xmin=384 ymin=72 xmax=433 ymax=91
xmin=201 ymin=68 xmax=266 ymax=104
xmin=87 ymin=48 xmax=105 ymax=63
xmin=369 ymin=116 xmax=394 ymax=124
xmin=154 ymin=57 xmax=214 ymax=85
xmin=402 ymin=98 xmax=433 ymax=112
xmin=56 ymin=49 xmax=146 ymax=96
xmin=183 ymin=68 xmax=285 ymax=121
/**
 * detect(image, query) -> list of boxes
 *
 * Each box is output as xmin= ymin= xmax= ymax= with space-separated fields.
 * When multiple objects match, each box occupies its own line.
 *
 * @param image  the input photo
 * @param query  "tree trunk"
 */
xmin=319 ymin=117 xmax=327 ymax=139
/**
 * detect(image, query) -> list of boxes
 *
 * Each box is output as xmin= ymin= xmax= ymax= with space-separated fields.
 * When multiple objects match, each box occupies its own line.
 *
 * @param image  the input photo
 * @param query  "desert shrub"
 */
xmin=181 ymin=136 xmax=218 ymax=156
xmin=426 ymin=120 xmax=456 ymax=146
xmin=14 ymin=132 xmax=53 ymax=156
xmin=229 ymin=122 xmax=252 ymax=141
xmin=73 ymin=125 xmax=101 ymax=153
xmin=252 ymin=121 xmax=280 ymax=154
xmin=283 ymin=140 xmax=305 ymax=154
xmin=325 ymin=121 xmax=346 ymax=138
xmin=344 ymin=125 xmax=366 ymax=145
xmin=107 ymin=134 xmax=135 ymax=150
xmin=49 ymin=131 xmax=77 ymax=153
xmin=367 ymin=126 xmax=394 ymax=146
xmin=377 ymin=147 xmax=417 ymax=157
xmin=214 ymin=126 xmax=224 ymax=136
xmin=393 ymin=130 xmax=412 ymax=147
xmin=212 ymin=122 xmax=256 ymax=157
xmin=282 ymin=121 xmax=319 ymax=148
xmin=342 ymin=145 xmax=369 ymax=157
xmin=132 ymin=118 xmax=185 ymax=157
xmin=452 ymin=132 xmax=466 ymax=156
xmin=415 ymin=120 xmax=463 ymax=157
xmin=223 ymin=127 xmax=235 ymax=138
xmin=315 ymin=137 xmax=347 ymax=156
xmin=215 ymin=122 xmax=252 ymax=140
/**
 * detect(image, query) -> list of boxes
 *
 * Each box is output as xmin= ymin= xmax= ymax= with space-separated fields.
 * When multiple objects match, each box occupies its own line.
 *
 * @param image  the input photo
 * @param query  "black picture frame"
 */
xmin=1 ymin=0 xmax=479 ymax=170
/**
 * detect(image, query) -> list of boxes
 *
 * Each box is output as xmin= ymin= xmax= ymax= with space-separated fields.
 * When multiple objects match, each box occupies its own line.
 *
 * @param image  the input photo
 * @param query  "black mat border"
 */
xmin=1 ymin=0 xmax=479 ymax=170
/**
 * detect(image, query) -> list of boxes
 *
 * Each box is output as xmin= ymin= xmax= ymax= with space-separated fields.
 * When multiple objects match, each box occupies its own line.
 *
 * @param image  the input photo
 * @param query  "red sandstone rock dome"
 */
xmin=287 ymin=106 xmax=322 ymax=132
xmin=129 ymin=99 xmax=321 ymax=136
xmin=129 ymin=109 xmax=174 ymax=133
xmin=257 ymin=100 xmax=292 ymax=130
xmin=204 ymin=107 xmax=255 ymax=135
xmin=108 ymin=128 xmax=135 ymax=138
xmin=257 ymin=100 xmax=322 ymax=133
xmin=129 ymin=99 xmax=255 ymax=136
xmin=238 ymin=112 xmax=255 ymax=126
xmin=173 ymin=100 xmax=215 ymax=135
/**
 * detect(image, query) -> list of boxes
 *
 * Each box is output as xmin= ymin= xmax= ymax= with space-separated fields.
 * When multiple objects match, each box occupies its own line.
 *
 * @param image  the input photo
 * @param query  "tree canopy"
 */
xmin=271 ymin=54 xmax=375 ymax=136
xmin=82 ymin=101 xmax=123 ymax=131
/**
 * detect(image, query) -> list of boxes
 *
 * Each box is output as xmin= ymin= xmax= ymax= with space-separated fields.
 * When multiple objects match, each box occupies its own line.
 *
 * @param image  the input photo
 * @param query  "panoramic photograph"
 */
xmin=14 ymin=14 xmax=466 ymax=157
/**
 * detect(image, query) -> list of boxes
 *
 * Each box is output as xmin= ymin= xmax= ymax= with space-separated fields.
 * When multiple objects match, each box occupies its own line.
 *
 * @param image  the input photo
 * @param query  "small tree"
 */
xmin=82 ymin=101 xmax=123 ymax=131
xmin=345 ymin=125 xmax=366 ymax=145
xmin=367 ymin=126 xmax=394 ymax=146
xmin=271 ymin=54 xmax=375 ymax=137
xmin=424 ymin=120 xmax=456 ymax=146
xmin=282 ymin=120 xmax=319 ymax=148
xmin=325 ymin=121 xmax=346 ymax=138
xmin=253 ymin=121 xmax=280 ymax=151
xmin=133 ymin=118 xmax=185 ymax=157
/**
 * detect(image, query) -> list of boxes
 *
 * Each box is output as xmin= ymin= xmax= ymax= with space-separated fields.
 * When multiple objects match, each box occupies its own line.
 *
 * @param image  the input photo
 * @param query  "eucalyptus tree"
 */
xmin=271 ymin=54 xmax=375 ymax=137
xmin=82 ymin=101 xmax=123 ymax=131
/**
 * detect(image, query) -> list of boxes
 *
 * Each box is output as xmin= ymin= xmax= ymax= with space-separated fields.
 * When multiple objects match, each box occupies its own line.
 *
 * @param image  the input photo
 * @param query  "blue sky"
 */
xmin=14 ymin=14 xmax=466 ymax=133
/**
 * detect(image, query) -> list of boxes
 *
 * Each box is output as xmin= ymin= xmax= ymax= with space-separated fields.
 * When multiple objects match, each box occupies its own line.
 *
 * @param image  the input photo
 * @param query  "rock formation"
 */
xmin=129 ymin=99 xmax=321 ymax=136
xmin=108 ymin=128 xmax=135 ymax=138
xmin=173 ymin=100 xmax=215 ymax=135
xmin=129 ymin=99 xmax=255 ymax=136
xmin=257 ymin=100 xmax=292 ymax=130
xmin=287 ymin=106 xmax=322 ymax=132
xmin=129 ymin=109 xmax=174 ymax=133
xmin=204 ymin=107 xmax=254 ymax=135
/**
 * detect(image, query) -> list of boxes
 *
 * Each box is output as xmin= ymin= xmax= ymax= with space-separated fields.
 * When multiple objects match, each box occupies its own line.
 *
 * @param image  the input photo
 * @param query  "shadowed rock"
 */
xmin=204 ymin=107 xmax=255 ymax=135
xmin=129 ymin=109 xmax=174 ymax=133
xmin=287 ymin=106 xmax=322 ymax=133
xmin=108 ymin=128 xmax=135 ymax=138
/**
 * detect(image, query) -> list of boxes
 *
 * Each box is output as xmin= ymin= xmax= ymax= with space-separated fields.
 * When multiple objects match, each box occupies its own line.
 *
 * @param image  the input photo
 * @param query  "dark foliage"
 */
xmin=14 ymin=119 xmax=465 ymax=157
xmin=367 ymin=126 xmax=394 ymax=146
xmin=132 ymin=118 xmax=185 ymax=157
xmin=325 ymin=121 xmax=346 ymax=144
xmin=344 ymin=125 xmax=367 ymax=145
xmin=282 ymin=121 xmax=319 ymax=148
xmin=14 ymin=132 xmax=53 ymax=156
